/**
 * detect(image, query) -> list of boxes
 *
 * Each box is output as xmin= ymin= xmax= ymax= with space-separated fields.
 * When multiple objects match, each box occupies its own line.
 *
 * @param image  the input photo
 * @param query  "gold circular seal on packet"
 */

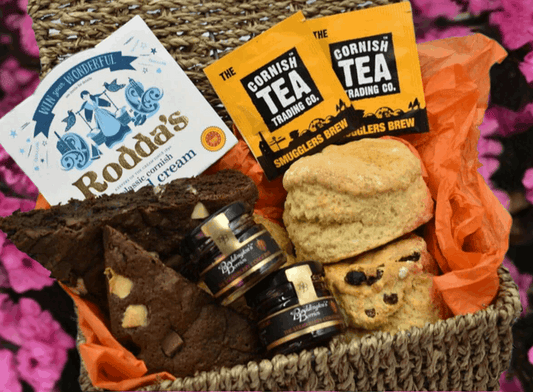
xmin=201 ymin=127 xmax=226 ymax=151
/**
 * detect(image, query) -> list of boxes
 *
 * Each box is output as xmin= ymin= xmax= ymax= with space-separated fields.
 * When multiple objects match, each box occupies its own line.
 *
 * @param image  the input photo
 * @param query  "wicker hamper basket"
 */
xmin=27 ymin=0 xmax=522 ymax=390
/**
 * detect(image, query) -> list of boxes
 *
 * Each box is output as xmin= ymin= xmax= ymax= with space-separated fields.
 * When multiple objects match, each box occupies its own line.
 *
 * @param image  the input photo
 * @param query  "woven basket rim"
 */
xmin=76 ymin=264 xmax=521 ymax=391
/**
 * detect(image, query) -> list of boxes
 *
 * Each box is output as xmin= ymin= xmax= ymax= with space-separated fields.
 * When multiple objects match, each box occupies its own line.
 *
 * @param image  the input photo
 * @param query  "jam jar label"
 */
xmin=257 ymin=297 xmax=344 ymax=350
xmin=201 ymin=230 xmax=282 ymax=297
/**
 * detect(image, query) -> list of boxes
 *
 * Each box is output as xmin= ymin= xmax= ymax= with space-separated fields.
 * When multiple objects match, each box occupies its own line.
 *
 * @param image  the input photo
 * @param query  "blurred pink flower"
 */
xmin=519 ymin=50 xmax=533 ymax=83
xmin=480 ymin=107 xmax=500 ymax=135
xmin=0 ymin=234 xmax=53 ymax=292
xmin=16 ymin=298 xmax=74 ymax=349
xmin=523 ymin=168 xmax=533 ymax=203
xmin=0 ymin=295 xmax=74 ymax=350
xmin=16 ymin=341 xmax=68 ymax=392
xmin=500 ymin=371 xmax=525 ymax=392
xmin=15 ymin=298 xmax=74 ymax=392
xmin=479 ymin=117 xmax=503 ymax=156
xmin=0 ymin=0 xmax=39 ymax=56
xmin=0 ymin=57 xmax=40 ymax=119
xmin=18 ymin=0 xmax=28 ymax=12
xmin=416 ymin=26 xmax=473 ymax=44
xmin=0 ymin=296 xmax=74 ymax=392
xmin=468 ymin=0 xmax=502 ymax=15
xmin=20 ymin=15 xmax=39 ymax=57
xmin=411 ymin=0 xmax=462 ymax=19
xmin=0 ymin=57 xmax=37 ymax=95
xmin=503 ymin=258 xmax=532 ymax=316
xmin=490 ymin=0 xmax=533 ymax=50
xmin=0 ymin=146 xmax=39 ymax=199
xmin=529 ymin=345 xmax=533 ymax=365
xmin=0 ymin=349 xmax=22 ymax=392
xmin=4 ymin=13 xmax=25 ymax=33
xmin=490 ymin=103 xmax=533 ymax=137
xmin=0 ymin=293 xmax=22 ymax=346
xmin=0 ymin=33 xmax=12 ymax=45
xmin=0 ymin=260 xmax=8 ymax=288
xmin=0 ymin=191 xmax=35 ymax=216
xmin=0 ymin=185 xmax=48 ymax=293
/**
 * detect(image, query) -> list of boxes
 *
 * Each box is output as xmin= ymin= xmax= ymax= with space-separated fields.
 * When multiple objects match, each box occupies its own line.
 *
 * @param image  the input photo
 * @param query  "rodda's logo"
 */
xmin=201 ymin=126 xmax=226 ymax=151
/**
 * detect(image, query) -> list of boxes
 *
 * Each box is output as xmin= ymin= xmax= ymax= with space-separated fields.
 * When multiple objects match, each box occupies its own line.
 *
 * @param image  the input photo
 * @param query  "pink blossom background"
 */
xmin=1 ymin=1 xmax=80 ymax=391
xmin=2 ymin=0 xmax=533 ymax=391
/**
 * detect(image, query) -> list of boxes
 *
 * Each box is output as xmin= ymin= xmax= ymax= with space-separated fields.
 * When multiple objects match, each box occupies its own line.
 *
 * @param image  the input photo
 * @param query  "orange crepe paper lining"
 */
xmin=56 ymin=282 xmax=175 ymax=391
xmin=34 ymin=33 xmax=511 ymax=391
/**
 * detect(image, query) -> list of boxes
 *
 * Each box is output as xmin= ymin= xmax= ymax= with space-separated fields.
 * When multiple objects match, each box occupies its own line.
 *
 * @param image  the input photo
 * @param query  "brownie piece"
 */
xmin=103 ymin=226 xmax=261 ymax=377
xmin=0 ymin=170 xmax=258 ymax=315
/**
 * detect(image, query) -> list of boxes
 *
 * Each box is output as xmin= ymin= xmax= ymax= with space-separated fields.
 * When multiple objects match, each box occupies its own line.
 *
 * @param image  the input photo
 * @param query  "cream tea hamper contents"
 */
xmin=0 ymin=0 xmax=519 ymax=391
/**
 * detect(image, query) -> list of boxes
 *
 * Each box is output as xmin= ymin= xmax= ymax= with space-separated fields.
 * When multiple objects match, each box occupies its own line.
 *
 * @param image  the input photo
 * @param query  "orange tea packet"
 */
xmin=204 ymin=11 xmax=362 ymax=181
xmin=306 ymin=2 xmax=429 ymax=140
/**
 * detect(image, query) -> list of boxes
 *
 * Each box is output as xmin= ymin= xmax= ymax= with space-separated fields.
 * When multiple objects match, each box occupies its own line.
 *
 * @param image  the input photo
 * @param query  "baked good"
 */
xmin=0 ymin=169 xmax=258 ymax=314
xmin=282 ymin=138 xmax=434 ymax=263
xmin=103 ymin=226 xmax=261 ymax=377
xmin=252 ymin=213 xmax=296 ymax=266
xmin=324 ymin=234 xmax=440 ymax=331
xmin=341 ymin=269 xmax=442 ymax=339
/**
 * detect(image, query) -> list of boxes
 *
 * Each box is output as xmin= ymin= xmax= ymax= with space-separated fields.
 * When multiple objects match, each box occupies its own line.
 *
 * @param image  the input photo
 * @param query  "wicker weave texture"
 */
xmin=74 ymin=266 xmax=520 ymax=392
xmin=28 ymin=0 xmax=399 ymax=125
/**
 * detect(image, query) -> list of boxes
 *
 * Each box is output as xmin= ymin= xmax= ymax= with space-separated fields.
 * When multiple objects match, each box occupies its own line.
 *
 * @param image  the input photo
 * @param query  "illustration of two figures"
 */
xmin=57 ymin=77 xmax=163 ymax=171
xmin=79 ymin=90 xmax=132 ymax=159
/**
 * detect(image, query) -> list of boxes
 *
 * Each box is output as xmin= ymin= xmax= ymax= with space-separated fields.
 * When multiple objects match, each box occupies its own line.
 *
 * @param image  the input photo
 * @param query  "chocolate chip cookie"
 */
xmin=324 ymin=234 xmax=438 ymax=330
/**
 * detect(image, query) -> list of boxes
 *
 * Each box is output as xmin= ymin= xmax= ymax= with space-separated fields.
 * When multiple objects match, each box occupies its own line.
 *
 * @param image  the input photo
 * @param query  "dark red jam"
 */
xmin=245 ymin=261 xmax=346 ymax=356
xmin=180 ymin=202 xmax=286 ymax=305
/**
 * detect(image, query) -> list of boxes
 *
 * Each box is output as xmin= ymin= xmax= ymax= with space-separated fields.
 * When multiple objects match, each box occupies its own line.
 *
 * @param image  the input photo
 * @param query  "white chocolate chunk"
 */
xmin=191 ymin=202 xmax=210 ymax=219
xmin=122 ymin=305 xmax=148 ymax=328
xmin=186 ymin=185 xmax=199 ymax=195
xmin=105 ymin=268 xmax=133 ymax=299
xmin=153 ymin=184 xmax=166 ymax=195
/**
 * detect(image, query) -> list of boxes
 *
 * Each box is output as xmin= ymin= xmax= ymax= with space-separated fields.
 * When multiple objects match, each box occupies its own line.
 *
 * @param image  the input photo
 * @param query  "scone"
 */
xmin=253 ymin=213 xmax=296 ymax=266
xmin=0 ymin=169 xmax=258 ymax=315
xmin=324 ymin=234 xmax=440 ymax=331
xmin=283 ymin=138 xmax=434 ymax=263
xmin=104 ymin=226 xmax=261 ymax=377
xmin=342 ymin=270 xmax=441 ymax=339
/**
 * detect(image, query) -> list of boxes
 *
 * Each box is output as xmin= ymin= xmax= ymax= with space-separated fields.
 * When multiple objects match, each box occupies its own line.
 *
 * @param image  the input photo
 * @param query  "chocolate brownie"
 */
xmin=103 ymin=226 xmax=261 ymax=377
xmin=0 ymin=170 xmax=258 ymax=315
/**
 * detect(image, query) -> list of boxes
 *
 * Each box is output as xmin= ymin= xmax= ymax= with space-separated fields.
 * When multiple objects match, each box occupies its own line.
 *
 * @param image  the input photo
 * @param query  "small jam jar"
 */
xmin=245 ymin=261 xmax=346 ymax=356
xmin=180 ymin=202 xmax=286 ymax=306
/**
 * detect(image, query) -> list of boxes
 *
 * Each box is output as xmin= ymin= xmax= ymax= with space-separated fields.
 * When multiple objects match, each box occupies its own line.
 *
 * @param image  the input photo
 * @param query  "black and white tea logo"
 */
xmin=329 ymin=33 xmax=400 ymax=101
xmin=241 ymin=48 xmax=324 ymax=132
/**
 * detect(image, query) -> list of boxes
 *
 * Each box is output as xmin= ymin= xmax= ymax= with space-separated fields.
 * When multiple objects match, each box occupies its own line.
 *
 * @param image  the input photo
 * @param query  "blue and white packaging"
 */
xmin=0 ymin=16 xmax=237 ymax=205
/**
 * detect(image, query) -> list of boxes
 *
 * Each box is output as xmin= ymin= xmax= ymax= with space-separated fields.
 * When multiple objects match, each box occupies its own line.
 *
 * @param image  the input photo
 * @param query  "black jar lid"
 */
xmin=180 ymin=201 xmax=250 ymax=259
xmin=245 ymin=260 xmax=324 ymax=309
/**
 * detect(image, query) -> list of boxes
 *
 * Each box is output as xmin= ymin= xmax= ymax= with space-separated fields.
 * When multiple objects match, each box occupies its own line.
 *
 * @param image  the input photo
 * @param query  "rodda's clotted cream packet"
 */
xmin=204 ymin=12 xmax=362 ymax=181
xmin=0 ymin=16 xmax=236 ymax=206
xmin=306 ymin=2 xmax=429 ymax=140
